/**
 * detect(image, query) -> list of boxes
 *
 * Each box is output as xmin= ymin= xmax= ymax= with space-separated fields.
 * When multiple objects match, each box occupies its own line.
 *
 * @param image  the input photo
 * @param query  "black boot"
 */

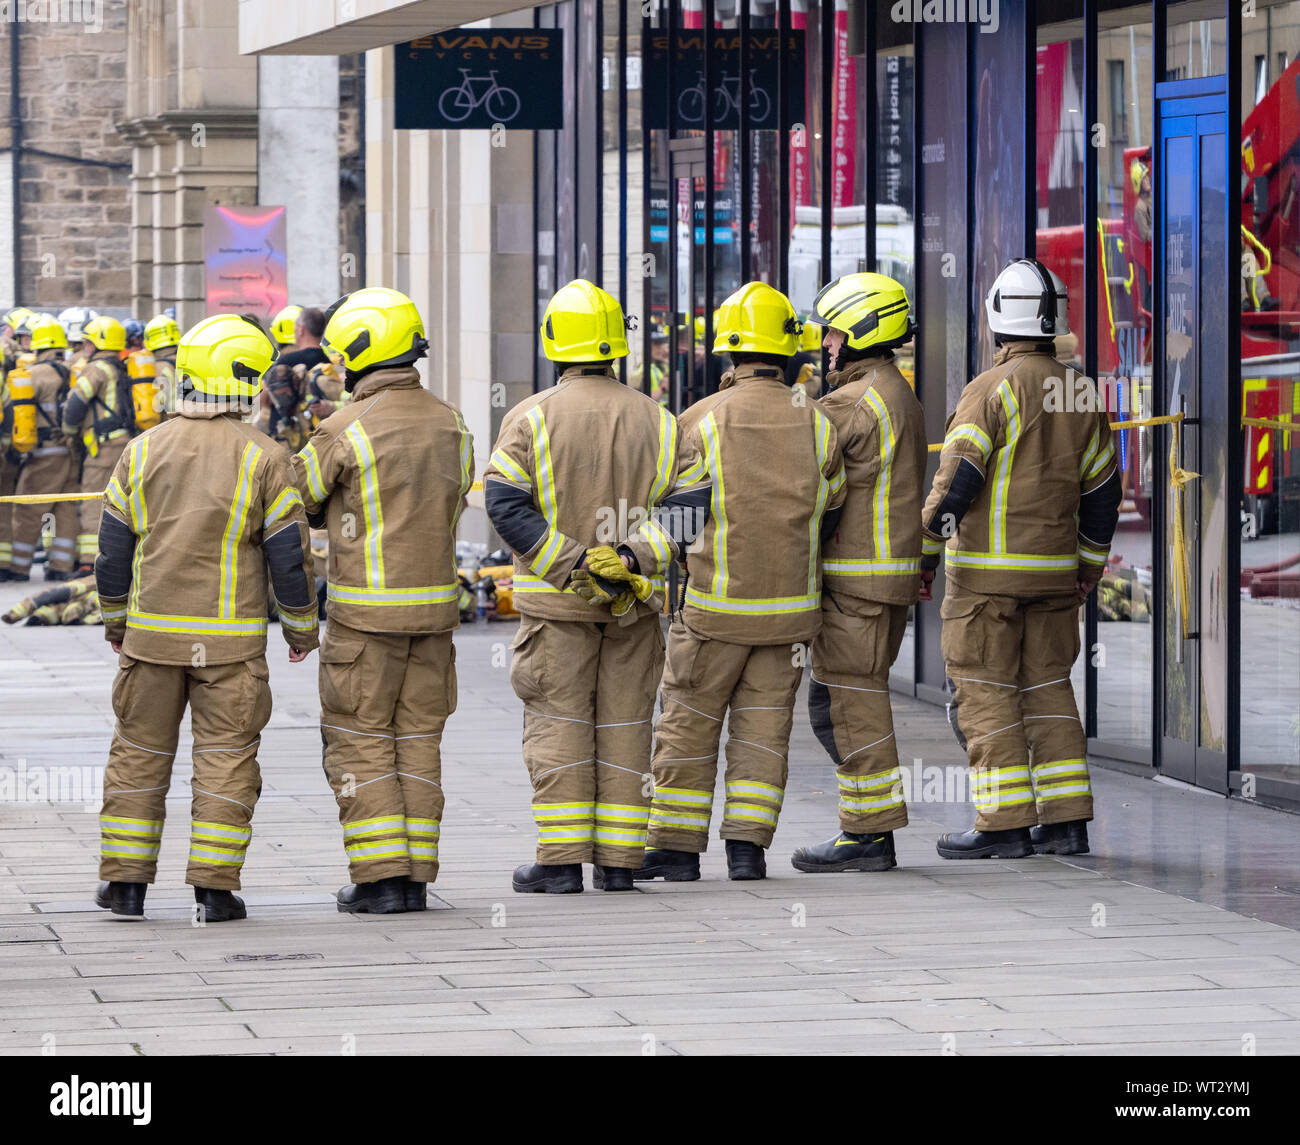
xmin=633 ymin=848 xmax=701 ymax=882
xmin=592 ymin=865 xmax=635 ymax=891
xmin=336 ymin=876 xmax=407 ymax=913
xmin=512 ymin=862 xmax=583 ymax=894
xmin=94 ymin=881 xmax=146 ymax=918
xmin=791 ymin=830 xmax=897 ymax=873
xmin=1031 ymin=819 xmax=1090 ymax=855
xmin=44 ymin=568 xmax=70 ymax=583
xmin=404 ymin=880 xmax=428 ymax=911
xmin=194 ymin=887 xmax=247 ymax=922
xmin=725 ymin=839 xmax=767 ymax=880
xmin=936 ymin=826 xmax=1033 ymax=860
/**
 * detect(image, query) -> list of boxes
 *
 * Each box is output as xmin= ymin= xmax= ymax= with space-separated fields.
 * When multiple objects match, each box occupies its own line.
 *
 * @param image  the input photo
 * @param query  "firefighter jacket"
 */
xmin=95 ymin=403 xmax=319 ymax=664
xmin=483 ymin=364 xmax=681 ymax=623
xmin=23 ymin=350 xmax=74 ymax=456
xmin=153 ymin=347 xmax=177 ymax=416
xmin=673 ymin=361 xmax=847 ymax=646
xmin=920 ymin=340 xmax=1122 ymax=596
xmin=293 ymin=366 xmax=473 ymax=635
xmin=63 ymin=348 xmax=132 ymax=446
xmin=818 ymin=352 xmax=927 ymax=605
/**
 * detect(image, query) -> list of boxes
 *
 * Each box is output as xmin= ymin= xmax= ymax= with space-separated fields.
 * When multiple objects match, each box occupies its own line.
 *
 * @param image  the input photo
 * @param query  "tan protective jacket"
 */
xmin=920 ymin=341 xmax=1121 ymax=596
xmin=676 ymin=361 xmax=846 ymax=646
xmin=818 ymin=353 xmax=927 ymax=605
xmin=483 ymin=365 xmax=680 ymax=623
xmin=19 ymin=350 xmax=73 ymax=457
xmin=96 ymin=405 xmax=319 ymax=664
xmin=293 ymin=367 xmax=473 ymax=634
xmin=63 ymin=349 xmax=132 ymax=445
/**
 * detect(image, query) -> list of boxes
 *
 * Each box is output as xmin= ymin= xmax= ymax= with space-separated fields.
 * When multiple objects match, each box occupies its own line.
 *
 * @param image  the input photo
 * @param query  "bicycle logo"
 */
xmin=438 ymin=69 xmax=523 ymax=124
xmin=676 ymin=69 xmax=771 ymax=126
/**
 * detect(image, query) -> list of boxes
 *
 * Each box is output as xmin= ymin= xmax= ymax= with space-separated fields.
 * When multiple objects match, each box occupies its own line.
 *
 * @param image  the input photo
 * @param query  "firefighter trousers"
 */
xmin=940 ymin=584 xmax=1093 ymax=831
xmin=319 ymin=619 xmax=457 ymax=885
xmin=10 ymin=449 xmax=77 ymax=575
xmin=647 ymin=623 xmax=803 ymax=852
xmin=508 ymin=612 xmax=664 ymax=868
xmin=808 ymin=592 xmax=910 ymax=834
xmin=98 ymin=654 xmax=273 ymax=890
xmin=0 ymin=455 xmax=17 ymax=573
xmin=79 ymin=436 xmax=128 ymax=565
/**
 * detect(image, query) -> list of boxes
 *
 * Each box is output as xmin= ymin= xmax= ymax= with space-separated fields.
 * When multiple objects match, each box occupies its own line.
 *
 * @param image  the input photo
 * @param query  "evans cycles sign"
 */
xmin=394 ymin=29 xmax=564 ymax=130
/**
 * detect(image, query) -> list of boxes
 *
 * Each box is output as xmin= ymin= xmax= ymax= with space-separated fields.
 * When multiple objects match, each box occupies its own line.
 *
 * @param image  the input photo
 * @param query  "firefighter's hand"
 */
xmin=917 ymin=568 xmax=936 ymax=602
xmin=288 ymin=647 xmax=310 ymax=663
xmin=1076 ymin=578 xmax=1098 ymax=602
xmin=307 ymin=400 xmax=331 ymax=419
xmin=110 ymin=641 xmax=122 ymax=654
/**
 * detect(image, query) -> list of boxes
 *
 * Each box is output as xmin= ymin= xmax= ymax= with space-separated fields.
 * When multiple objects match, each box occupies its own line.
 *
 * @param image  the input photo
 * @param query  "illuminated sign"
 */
xmin=203 ymin=206 xmax=287 ymax=323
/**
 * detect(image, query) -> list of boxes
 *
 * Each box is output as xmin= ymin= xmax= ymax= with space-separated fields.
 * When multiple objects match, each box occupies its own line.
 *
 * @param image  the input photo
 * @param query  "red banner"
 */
xmin=831 ymin=1 xmax=856 ymax=207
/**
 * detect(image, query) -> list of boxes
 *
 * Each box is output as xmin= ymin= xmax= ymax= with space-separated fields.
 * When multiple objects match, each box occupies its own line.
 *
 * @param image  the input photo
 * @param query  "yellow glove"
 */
xmin=583 ymin=545 xmax=654 ymax=603
xmin=570 ymin=568 xmax=638 ymax=616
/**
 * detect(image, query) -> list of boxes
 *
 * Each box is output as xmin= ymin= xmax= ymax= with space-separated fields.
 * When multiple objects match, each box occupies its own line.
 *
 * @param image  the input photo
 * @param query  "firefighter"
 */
xmin=6 ymin=317 xmax=79 ymax=581
xmin=484 ymin=279 xmax=692 ymax=894
xmin=636 ymin=281 xmax=847 ymax=883
xmin=921 ymin=258 xmax=1121 ymax=859
xmin=270 ymin=304 xmax=302 ymax=351
xmin=144 ymin=314 xmax=180 ymax=416
xmin=0 ymin=307 xmax=35 ymax=578
xmin=786 ymin=316 xmax=824 ymax=398
xmin=790 ymin=273 xmax=926 ymax=874
xmin=292 ymin=287 xmax=473 ymax=914
xmin=62 ymin=316 xmax=134 ymax=573
xmin=93 ymin=313 xmax=319 ymax=920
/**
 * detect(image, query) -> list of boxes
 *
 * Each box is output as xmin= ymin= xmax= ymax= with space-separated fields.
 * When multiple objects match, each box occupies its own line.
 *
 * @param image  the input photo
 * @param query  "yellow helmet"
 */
xmin=144 ymin=314 xmax=180 ymax=352
xmin=30 ymin=316 xmax=68 ymax=352
xmin=799 ymin=317 xmax=823 ymax=352
xmin=271 ymin=304 xmax=302 ymax=345
xmin=1130 ymin=158 xmax=1149 ymax=196
xmin=540 ymin=279 xmax=629 ymax=362
xmin=3 ymin=306 xmax=33 ymax=333
xmin=175 ymin=314 xmax=276 ymax=400
xmin=813 ymin=272 xmax=913 ymax=352
xmin=323 ymin=287 xmax=428 ymax=375
xmin=82 ymin=315 xmax=127 ymax=352
xmin=713 ymin=281 xmax=800 ymax=356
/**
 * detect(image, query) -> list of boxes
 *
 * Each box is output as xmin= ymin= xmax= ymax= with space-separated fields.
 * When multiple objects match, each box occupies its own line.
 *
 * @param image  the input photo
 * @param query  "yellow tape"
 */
xmin=1241 ymin=415 xmax=1295 ymax=433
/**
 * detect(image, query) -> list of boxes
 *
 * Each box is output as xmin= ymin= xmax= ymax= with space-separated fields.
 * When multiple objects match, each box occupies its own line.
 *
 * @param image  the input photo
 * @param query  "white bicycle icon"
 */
xmin=438 ymin=69 xmax=523 ymax=123
xmin=676 ymin=69 xmax=771 ymax=125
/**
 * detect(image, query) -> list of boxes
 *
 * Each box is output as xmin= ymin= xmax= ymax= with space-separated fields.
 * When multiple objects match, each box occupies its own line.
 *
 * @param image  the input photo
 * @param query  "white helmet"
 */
xmin=985 ymin=258 xmax=1069 ymax=338
xmin=58 ymin=305 xmax=99 ymax=344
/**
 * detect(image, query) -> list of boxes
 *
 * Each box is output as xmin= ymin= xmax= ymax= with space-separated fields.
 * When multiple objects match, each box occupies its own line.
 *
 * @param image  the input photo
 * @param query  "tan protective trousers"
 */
xmin=509 ymin=612 xmax=664 ymax=868
xmin=808 ymin=592 xmax=910 ymax=833
xmin=319 ymin=619 xmax=456 ymax=885
xmin=647 ymin=623 xmax=803 ymax=852
xmin=10 ymin=450 xmax=78 ymax=575
xmin=79 ymin=436 xmax=128 ymax=564
xmin=941 ymin=584 xmax=1093 ymax=831
xmin=0 ymin=455 xmax=17 ymax=572
xmin=98 ymin=654 xmax=272 ymax=889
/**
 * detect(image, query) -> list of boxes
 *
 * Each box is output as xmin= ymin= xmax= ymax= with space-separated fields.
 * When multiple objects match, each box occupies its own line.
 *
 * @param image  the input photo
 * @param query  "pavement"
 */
xmin=2 ymin=577 xmax=1300 ymax=1056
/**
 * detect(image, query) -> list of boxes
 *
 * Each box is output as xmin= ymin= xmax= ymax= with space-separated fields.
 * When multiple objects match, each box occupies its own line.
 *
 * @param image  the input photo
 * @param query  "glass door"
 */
xmin=1157 ymin=81 xmax=1230 ymax=791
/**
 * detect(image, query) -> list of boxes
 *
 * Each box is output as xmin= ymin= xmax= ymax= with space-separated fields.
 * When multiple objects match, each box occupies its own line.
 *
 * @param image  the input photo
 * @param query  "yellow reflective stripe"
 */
xmin=346 ymin=839 xmax=410 ymax=860
xmin=298 ymin=442 xmax=327 ymax=503
xmin=863 ymin=388 xmax=895 ymax=557
xmin=841 ymin=790 xmax=905 ymax=812
xmin=327 ymin=582 xmax=458 ymax=606
xmin=944 ymin=422 xmax=993 ymax=460
xmin=823 ymin=557 xmax=920 ymax=575
xmin=530 ymin=525 xmax=564 ymax=576
xmin=278 ymin=608 xmax=319 ymax=632
xmin=674 ymin=455 xmax=709 ymax=488
xmin=640 ymin=516 xmax=674 ymax=568
xmin=455 ymin=411 xmax=475 ymax=499
xmin=974 ymin=764 xmax=1032 ymax=784
xmin=594 ymin=803 xmax=651 ymax=824
xmin=126 ymin=610 xmax=268 ymax=635
xmin=526 ymin=406 xmax=562 ymax=574
xmin=1085 ymin=438 xmax=1116 ymax=480
xmin=265 ymin=485 xmax=303 ymax=527
xmin=649 ymin=808 xmax=710 ymax=830
xmin=100 ymin=815 xmax=163 ymax=836
xmin=538 ymin=824 xmax=595 ymax=842
xmin=921 ymin=535 xmax=944 ymax=555
xmin=1037 ymin=784 xmax=1092 ymax=801
xmin=344 ymin=420 xmax=385 ymax=588
xmin=700 ymin=413 xmax=727 ymax=595
xmin=100 ymin=604 xmax=128 ymax=621
xmin=406 ymin=817 xmax=441 ymax=838
xmin=533 ymin=802 xmax=596 ymax=820
xmin=989 ymin=379 xmax=1020 ymax=554
xmin=105 ymin=476 xmax=129 ymax=516
xmin=809 ymin=408 xmax=834 ymax=594
xmin=653 ymin=786 xmax=712 ymax=806
xmin=723 ymin=803 xmax=778 ymax=826
xmin=1080 ymin=423 xmax=1100 ymax=477
xmin=685 ymin=585 xmax=819 ymax=615
xmin=127 ymin=434 xmax=149 ymax=534
xmin=220 ymin=442 xmax=261 ymax=619
xmin=190 ymin=820 xmax=251 ymax=844
xmin=593 ymin=826 xmax=648 ymax=846
xmin=410 ymin=842 xmax=439 ymax=860
xmin=188 ymin=844 xmax=247 ymax=866
xmin=101 ymin=840 xmax=160 ymax=858
xmin=725 ymin=779 xmax=784 ymax=804
xmin=512 ymin=571 xmax=665 ymax=596
xmin=837 ymin=768 xmax=900 ymax=792
xmin=490 ymin=448 xmax=531 ymax=487
xmin=1032 ymin=759 xmax=1088 ymax=780
xmin=1078 ymin=542 xmax=1108 ymax=564
xmin=945 ymin=549 xmax=1078 ymax=571
xmin=342 ymin=814 xmax=406 ymax=839
xmin=648 ymin=406 xmax=678 ymax=507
